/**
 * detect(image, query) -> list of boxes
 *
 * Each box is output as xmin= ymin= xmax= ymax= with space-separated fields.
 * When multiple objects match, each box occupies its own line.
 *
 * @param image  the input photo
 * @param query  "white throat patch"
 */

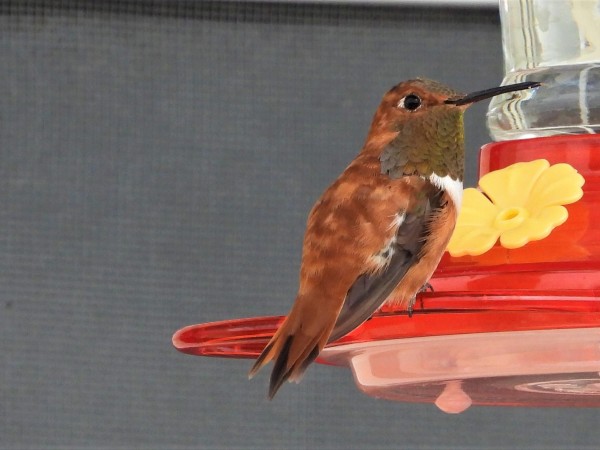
xmin=429 ymin=173 xmax=463 ymax=212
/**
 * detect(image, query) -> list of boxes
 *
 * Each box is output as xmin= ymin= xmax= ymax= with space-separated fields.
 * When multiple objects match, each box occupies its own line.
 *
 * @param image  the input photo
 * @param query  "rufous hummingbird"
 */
xmin=249 ymin=78 xmax=540 ymax=398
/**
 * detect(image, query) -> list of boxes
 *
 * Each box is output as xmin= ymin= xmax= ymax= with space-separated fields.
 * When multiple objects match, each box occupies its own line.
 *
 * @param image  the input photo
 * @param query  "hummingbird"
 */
xmin=249 ymin=78 xmax=540 ymax=398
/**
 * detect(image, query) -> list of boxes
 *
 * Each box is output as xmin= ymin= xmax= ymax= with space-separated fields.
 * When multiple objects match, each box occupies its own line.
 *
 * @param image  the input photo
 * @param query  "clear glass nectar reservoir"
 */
xmin=488 ymin=0 xmax=600 ymax=140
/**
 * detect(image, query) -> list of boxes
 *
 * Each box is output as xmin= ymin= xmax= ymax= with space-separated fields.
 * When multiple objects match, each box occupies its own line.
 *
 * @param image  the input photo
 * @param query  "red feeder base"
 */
xmin=173 ymin=135 xmax=600 ymax=412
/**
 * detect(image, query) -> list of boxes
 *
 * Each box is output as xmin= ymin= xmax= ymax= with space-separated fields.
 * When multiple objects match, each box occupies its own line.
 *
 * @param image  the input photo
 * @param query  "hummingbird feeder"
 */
xmin=173 ymin=0 xmax=600 ymax=413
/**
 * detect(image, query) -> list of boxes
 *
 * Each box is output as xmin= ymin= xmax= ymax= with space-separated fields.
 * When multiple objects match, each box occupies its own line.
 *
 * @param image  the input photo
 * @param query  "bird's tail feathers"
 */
xmin=248 ymin=299 xmax=336 ymax=399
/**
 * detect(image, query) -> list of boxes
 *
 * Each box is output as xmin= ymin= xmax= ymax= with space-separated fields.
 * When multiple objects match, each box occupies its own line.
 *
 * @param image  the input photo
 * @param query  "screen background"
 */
xmin=1 ymin=2 xmax=597 ymax=448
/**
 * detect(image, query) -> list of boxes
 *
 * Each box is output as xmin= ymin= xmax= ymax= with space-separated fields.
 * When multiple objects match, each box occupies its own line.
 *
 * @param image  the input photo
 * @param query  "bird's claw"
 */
xmin=418 ymin=282 xmax=434 ymax=294
xmin=407 ymin=282 xmax=434 ymax=318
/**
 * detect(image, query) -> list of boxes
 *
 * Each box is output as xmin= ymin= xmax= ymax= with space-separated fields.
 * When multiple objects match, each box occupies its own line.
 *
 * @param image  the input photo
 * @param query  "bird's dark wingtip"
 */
xmin=268 ymin=340 xmax=320 ymax=399
xmin=299 ymin=345 xmax=320 ymax=374
xmin=268 ymin=336 xmax=294 ymax=399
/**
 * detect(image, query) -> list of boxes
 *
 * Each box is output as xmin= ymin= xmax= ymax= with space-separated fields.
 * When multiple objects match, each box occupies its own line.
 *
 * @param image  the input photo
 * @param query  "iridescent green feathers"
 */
xmin=380 ymin=78 xmax=465 ymax=181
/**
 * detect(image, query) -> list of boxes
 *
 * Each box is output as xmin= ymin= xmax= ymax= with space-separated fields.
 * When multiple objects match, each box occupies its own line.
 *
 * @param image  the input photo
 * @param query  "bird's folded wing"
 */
xmin=328 ymin=186 xmax=444 ymax=343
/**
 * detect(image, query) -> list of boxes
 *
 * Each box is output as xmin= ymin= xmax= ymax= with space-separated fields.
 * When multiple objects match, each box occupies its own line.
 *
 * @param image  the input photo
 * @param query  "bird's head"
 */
xmin=366 ymin=78 xmax=539 ymax=181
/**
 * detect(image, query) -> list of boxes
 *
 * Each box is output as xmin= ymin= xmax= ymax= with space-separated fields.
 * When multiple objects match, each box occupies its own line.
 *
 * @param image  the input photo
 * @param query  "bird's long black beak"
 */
xmin=445 ymin=81 xmax=541 ymax=106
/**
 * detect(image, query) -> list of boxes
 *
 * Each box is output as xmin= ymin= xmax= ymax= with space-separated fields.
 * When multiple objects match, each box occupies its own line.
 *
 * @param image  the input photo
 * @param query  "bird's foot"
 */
xmin=407 ymin=283 xmax=434 ymax=318
xmin=418 ymin=282 xmax=434 ymax=294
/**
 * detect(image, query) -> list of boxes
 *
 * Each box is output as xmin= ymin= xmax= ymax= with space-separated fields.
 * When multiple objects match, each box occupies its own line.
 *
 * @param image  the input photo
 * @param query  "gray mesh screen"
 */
xmin=1 ymin=2 xmax=597 ymax=449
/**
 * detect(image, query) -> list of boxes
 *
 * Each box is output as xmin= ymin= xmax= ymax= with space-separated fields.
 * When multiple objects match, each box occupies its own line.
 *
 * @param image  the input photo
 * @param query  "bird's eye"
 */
xmin=400 ymin=94 xmax=422 ymax=111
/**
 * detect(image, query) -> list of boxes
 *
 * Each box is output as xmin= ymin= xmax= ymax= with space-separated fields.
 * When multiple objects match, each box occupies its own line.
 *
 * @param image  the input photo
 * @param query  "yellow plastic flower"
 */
xmin=447 ymin=159 xmax=585 ymax=257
